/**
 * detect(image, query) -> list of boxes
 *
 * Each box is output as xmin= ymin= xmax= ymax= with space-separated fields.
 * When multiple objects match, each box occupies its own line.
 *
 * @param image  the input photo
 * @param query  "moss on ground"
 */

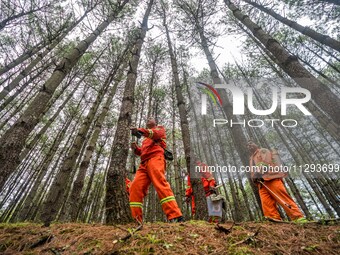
xmin=0 ymin=221 xmax=338 ymax=254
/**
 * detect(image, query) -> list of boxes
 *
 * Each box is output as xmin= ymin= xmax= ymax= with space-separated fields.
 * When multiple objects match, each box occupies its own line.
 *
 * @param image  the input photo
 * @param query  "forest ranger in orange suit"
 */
xmin=185 ymin=175 xmax=196 ymax=215
xmin=247 ymin=140 xmax=307 ymax=222
xmin=129 ymin=117 xmax=183 ymax=223
xmin=185 ymin=160 xmax=218 ymax=222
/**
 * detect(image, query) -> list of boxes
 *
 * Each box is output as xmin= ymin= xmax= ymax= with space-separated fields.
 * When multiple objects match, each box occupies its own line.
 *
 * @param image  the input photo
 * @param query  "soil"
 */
xmin=0 ymin=220 xmax=339 ymax=254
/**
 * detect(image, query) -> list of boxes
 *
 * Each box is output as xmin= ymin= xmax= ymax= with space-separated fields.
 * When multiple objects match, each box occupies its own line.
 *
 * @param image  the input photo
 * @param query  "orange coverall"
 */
xmin=129 ymin=126 xmax=182 ymax=222
xmin=185 ymin=165 xmax=216 ymax=215
xmin=250 ymin=148 xmax=304 ymax=221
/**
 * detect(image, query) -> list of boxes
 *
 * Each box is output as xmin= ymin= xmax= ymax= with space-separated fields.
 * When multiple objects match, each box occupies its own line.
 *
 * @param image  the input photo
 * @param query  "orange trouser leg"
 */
xmin=264 ymin=179 xmax=304 ymax=220
xmin=258 ymin=183 xmax=281 ymax=220
xmin=147 ymin=156 xmax=182 ymax=220
xmin=129 ymin=162 xmax=151 ymax=222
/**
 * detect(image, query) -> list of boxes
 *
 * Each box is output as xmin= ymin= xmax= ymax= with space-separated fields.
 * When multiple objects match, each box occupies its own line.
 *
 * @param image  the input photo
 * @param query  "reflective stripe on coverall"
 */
xmin=250 ymin=148 xmax=304 ymax=220
xmin=129 ymin=126 xmax=182 ymax=222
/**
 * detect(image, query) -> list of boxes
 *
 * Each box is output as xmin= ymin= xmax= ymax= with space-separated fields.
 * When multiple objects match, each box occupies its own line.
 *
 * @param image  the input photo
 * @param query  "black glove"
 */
xmin=209 ymin=187 xmax=217 ymax=195
xmin=254 ymin=178 xmax=264 ymax=183
xmin=131 ymin=130 xmax=143 ymax=138
xmin=253 ymin=171 xmax=264 ymax=183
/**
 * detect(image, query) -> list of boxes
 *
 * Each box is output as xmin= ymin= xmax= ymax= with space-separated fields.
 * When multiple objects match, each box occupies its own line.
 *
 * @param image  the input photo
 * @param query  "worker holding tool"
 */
xmin=185 ymin=173 xmax=216 ymax=215
xmin=186 ymin=158 xmax=224 ymax=223
xmin=129 ymin=117 xmax=183 ymax=223
xmin=247 ymin=140 xmax=307 ymax=223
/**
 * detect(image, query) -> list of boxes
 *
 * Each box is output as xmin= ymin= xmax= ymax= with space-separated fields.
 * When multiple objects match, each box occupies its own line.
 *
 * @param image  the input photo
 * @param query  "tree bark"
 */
xmin=0 ymin=9 xmax=92 ymax=99
xmin=0 ymin=1 xmax=129 ymax=191
xmin=17 ymin=116 xmax=73 ymax=221
xmin=69 ymin=57 xmax=127 ymax=221
xmin=224 ymin=0 xmax=340 ymax=128
xmin=235 ymin=17 xmax=340 ymax=141
xmin=0 ymin=4 xmax=51 ymax=31
xmin=320 ymin=0 xmax=340 ymax=6
xmin=242 ymin=0 xmax=340 ymax=52
xmin=162 ymin=3 xmax=204 ymax=219
xmin=171 ymin=86 xmax=183 ymax=210
xmin=105 ymin=0 xmax=153 ymax=225
xmin=40 ymin=67 xmax=114 ymax=226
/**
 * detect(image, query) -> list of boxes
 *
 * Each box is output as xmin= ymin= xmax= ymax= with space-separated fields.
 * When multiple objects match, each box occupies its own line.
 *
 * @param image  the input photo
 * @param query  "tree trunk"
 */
xmin=301 ymin=41 xmax=340 ymax=73
xmin=18 ymin=116 xmax=73 ymax=221
xmin=69 ymin=58 xmax=127 ymax=221
xmin=236 ymin=59 xmax=334 ymax=218
xmin=194 ymin=20 xmax=262 ymax=209
xmin=182 ymin=70 xmax=209 ymax=220
xmin=0 ymin=84 xmax=40 ymax=131
xmin=224 ymin=0 xmax=340 ymax=128
xmin=78 ymin=134 xmax=107 ymax=222
xmin=162 ymin=4 xmax=203 ymax=219
xmin=236 ymin=21 xmax=340 ymax=141
xmin=0 ymin=4 xmax=51 ymax=31
xmin=286 ymin=177 xmax=312 ymax=219
xmin=146 ymin=58 xmax=157 ymax=119
xmin=40 ymin=69 xmax=113 ymax=226
xmin=0 ymin=1 xmax=129 ymax=191
xmin=0 ymin=9 xmax=92 ymax=99
xmin=30 ymin=127 xmax=77 ymax=221
xmin=242 ymin=0 xmax=340 ymax=52
xmin=0 ymin=63 xmax=51 ymax=112
xmin=171 ymin=86 xmax=182 ymax=210
xmin=19 ymin=81 xmax=87 ymax=160
xmin=321 ymin=0 xmax=340 ymax=6
xmin=105 ymin=0 xmax=153 ymax=225
xmin=0 ymin=4 xmax=96 ymax=76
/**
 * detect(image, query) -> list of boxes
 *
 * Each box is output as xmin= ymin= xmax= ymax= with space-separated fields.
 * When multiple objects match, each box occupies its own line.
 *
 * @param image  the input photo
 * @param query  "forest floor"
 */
xmin=0 ymin=220 xmax=339 ymax=255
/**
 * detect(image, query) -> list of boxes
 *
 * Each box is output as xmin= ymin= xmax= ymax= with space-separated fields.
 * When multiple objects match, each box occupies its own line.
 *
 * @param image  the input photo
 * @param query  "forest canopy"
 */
xmin=0 ymin=0 xmax=339 ymax=227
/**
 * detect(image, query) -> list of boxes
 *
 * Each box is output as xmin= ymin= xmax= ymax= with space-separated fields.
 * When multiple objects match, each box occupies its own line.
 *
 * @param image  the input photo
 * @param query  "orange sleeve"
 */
xmin=185 ymin=176 xmax=193 ymax=197
xmin=138 ymin=126 xmax=166 ymax=141
xmin=134 ymin=145 xmax=141 ymax=156
xmin=209 ymin=178 xmax=216 ymax=188
xmin=201 ymin=177 xmax=208 ymax=191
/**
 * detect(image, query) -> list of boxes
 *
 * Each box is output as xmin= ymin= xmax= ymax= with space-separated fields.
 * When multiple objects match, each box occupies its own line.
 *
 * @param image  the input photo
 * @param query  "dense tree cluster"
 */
xmin=0 ymin=0 xmax=339 ymax=225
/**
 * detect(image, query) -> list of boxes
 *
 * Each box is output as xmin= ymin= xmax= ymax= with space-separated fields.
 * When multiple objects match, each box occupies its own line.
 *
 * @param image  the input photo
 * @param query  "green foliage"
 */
xmin=78 ymin=52 xmax=94 ymax=68
xmin=163 ymin=242 xmax=173 ymax=249
xmin=0 ymin=35 xmax=15 ymax=48
xmin=302 ymin=244 xmax=319 ymax=252
xmin=55 ymin=40 xmax=78 ymax=59
xmin=228 ymin=246 xmax=255 ymax=255
xmin=146 ymin=234 xmax=162 ymax=244
xmin=0 ymin=222 xmax=37 ymax=228
xmin=188 ymin=220 xmax=207 ymax=226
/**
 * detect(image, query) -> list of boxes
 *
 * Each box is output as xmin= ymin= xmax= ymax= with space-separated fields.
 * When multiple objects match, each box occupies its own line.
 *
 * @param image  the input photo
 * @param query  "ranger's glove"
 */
xmin=253 ymin=171 xmax=264 ymax=183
